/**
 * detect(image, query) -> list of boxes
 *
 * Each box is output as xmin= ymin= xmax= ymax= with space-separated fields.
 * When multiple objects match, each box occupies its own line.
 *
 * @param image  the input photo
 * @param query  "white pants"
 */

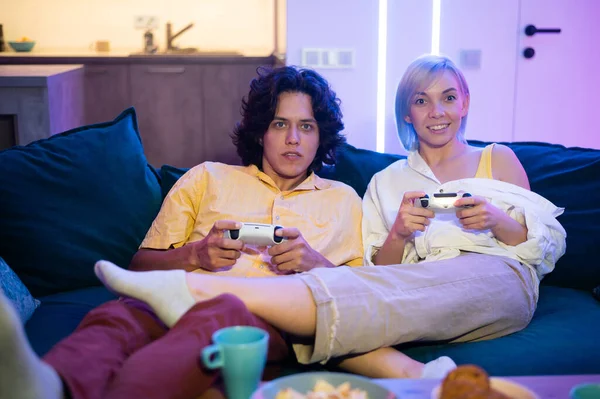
xmin=293 ymin=253 xmax=537 ymax=364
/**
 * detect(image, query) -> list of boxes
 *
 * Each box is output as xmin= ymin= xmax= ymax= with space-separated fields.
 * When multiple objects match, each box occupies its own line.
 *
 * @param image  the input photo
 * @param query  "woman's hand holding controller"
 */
xmin=390 ymin=191 xmax=435 ymax=240
xmin=454 ymin=195 xmax=504 ymax=230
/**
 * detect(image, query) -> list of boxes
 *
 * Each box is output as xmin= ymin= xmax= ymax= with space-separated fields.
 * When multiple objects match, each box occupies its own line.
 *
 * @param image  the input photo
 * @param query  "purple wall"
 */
xmin=286 ymin=0 xmax=379 ymax=151
xmin=384 ymin=1 xmax=433 ymax=155
xmin=287 ymin=1 xmax=433 ymax=153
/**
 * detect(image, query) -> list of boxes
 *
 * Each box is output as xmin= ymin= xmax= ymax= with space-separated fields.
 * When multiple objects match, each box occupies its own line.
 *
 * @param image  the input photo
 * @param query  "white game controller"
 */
xmin=414 ymin=192 xmax=473 ymax=213
xmin=223 ymin=223 xmax=286 ymax=246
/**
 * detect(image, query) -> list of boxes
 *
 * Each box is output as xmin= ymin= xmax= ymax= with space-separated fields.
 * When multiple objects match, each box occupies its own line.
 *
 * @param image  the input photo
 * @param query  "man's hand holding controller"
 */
xmin=268 ymin=226 xmax=335 ymax=273
xmin=222 ymin=222 xmax=335 ymax=273
xmin=189 ymin=220 xmax=244 ymax=272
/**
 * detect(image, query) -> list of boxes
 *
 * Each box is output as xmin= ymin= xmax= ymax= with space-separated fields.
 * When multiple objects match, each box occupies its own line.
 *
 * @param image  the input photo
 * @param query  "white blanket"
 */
xmin=364 ymin=177 xmax=567 ymax=293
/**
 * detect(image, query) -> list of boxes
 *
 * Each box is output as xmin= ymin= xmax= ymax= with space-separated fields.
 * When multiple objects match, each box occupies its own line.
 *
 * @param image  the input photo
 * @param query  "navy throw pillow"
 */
xmin=317 ymin=143 xmax=404 ymax=198
xmin=0 ymin=108 xmax=163 ymax=297
xmin=159 ymin=164 xmax=189 ymax=200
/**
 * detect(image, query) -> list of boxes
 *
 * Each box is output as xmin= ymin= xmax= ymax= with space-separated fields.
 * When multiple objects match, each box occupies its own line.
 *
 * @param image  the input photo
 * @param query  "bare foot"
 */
xmin=0 ymin=291 xmax=64 ymax=399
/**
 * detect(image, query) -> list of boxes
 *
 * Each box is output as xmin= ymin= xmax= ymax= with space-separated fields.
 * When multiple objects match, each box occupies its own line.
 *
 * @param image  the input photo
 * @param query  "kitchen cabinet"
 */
xmin=84 ymin=65 xmax=131 ymax=125
xmin=130 ymin=64 xmax=205 ymax=168
xmin=131 ymin=63 xmax=263 ymax=168
xmin=201 ymin=64 xmax=261 ymax=166
xmin=0 ymin=55 xmax=275 ymax=166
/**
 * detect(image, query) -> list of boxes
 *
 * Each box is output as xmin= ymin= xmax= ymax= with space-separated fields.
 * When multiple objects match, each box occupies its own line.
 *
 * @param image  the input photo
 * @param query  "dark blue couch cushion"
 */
xmin=398 ymin=285 xmax=600 ymax=376
xmin=0 ymin=108 xmax=163 ymax=297
xmin=159 ymin=164 xmax=190 ymax=200
xmin=317 ymin=144 xmax=404 ymax=198
xmin=25 ymin=286 xmax=117 ymax=356
xmin=470 ymin=141 xmax=600 ymax=291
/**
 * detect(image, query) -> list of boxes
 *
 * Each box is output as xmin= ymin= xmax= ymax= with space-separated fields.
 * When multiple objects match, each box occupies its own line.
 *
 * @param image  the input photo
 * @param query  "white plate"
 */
xmin=431 ymin=377 xmax=540 ymax=399
xmin=252 ymin=372 xmax=396 ymax=399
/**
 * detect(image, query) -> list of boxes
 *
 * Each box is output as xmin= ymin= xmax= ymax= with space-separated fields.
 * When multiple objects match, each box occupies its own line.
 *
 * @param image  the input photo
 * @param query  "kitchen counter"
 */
xmin=0 ymin=64 xmax=83 ymax=87
xmin=0 ymin=48 xmax=278 ymax=65
xmin=0 ymin=64 xmax=84 ymax=146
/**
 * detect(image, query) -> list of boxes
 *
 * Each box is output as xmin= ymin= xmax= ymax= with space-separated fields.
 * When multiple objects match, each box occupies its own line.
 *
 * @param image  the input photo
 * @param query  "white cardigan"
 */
xmin=362 ymin=152 xmax=567 ymax=297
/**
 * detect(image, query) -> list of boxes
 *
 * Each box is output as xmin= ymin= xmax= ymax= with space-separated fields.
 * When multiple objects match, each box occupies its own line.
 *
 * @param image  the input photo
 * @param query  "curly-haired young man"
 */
xmin=0 ymin=66 xmax=365 ymax=399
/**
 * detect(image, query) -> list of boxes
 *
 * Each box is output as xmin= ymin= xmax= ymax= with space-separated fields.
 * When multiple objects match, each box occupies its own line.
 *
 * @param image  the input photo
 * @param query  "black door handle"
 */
xmin=525 ymin=24 xmax=561 ymax=36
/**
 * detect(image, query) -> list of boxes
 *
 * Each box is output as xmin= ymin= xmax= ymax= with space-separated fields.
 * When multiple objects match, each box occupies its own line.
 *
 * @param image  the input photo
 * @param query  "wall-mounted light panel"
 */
xmin=301 ymin=48 xmax=355 ymax=69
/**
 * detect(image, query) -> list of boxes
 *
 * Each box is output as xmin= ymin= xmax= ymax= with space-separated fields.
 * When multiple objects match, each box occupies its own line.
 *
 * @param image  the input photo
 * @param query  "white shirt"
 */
xmin=362 ymin=151 xmax=567 ymax=297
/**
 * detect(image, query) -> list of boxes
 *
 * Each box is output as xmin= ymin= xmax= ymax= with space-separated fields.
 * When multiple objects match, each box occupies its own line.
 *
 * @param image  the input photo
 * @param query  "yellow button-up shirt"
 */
xmin=140 ymin=162 xmax=363 ymax=277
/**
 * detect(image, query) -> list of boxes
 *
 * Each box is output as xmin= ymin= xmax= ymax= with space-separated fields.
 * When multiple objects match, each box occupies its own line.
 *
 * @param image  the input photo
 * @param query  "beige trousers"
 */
xmin=293 ymin=253 xmax=537 ymax=364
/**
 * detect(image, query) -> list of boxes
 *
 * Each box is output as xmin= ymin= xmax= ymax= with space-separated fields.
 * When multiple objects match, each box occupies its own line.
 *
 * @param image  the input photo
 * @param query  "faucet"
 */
xmin=166 ymin=22 xmax=195 ymax=51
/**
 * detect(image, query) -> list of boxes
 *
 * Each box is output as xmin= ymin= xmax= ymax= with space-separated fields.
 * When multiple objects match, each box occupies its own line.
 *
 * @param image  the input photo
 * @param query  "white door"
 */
xmin=437 ymin=0 xmax=600 ymax=149
xmin=438 ymin=0 xmax=521 ymax=145
xmin=514 ymin=0 xmax=600 ymax=148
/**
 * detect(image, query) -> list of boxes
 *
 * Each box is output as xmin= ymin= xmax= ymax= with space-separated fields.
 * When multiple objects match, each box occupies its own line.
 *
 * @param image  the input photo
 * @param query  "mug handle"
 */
xmin=201 ymin=344 xmax=224 ymax=369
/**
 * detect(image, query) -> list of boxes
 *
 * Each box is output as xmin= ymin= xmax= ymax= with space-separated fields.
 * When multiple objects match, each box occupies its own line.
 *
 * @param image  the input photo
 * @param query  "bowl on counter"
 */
xmin=8 ymin=41 xmax=36 ymax=52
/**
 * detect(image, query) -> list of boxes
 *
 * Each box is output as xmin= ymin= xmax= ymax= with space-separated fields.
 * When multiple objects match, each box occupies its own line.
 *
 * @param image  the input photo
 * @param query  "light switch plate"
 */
xmin=301 ymin=48 xmax=355 ymax=69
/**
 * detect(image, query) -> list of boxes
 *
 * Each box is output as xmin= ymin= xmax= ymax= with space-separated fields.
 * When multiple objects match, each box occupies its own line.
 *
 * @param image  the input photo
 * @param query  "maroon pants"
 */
xmin=42 ymin=294 xmax=289 ymax=399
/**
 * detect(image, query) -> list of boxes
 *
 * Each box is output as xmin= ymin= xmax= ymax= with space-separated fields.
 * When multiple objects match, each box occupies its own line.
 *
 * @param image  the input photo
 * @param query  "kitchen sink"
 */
xmin=129 ymin=48 xmax=242 ymax=57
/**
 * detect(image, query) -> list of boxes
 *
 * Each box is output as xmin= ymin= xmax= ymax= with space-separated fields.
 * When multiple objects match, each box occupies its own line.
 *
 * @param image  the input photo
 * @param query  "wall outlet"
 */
xmin=459 ymin=49 xmax=482 ymax=70
xmin=134 ymin=15 xmax=159 ymax=30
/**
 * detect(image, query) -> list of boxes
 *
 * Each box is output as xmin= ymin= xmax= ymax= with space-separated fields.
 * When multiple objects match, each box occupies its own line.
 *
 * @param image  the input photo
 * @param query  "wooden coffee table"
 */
xmin=375 ymin=374 xmax=600 ymax=398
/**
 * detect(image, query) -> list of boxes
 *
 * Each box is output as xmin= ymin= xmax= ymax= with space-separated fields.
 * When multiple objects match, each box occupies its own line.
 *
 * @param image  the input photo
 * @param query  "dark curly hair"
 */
xmin=232 ymin=66 xmax=345 ymax=172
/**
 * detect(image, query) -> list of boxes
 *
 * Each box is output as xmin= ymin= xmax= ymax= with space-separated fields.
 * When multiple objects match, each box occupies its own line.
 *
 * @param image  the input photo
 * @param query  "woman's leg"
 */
xmin=293 ymin=253 xmax=536 ymax=364
xmin=337 ymin=347 xmax=424 ymax=378
xmin=186 ymin=273 xmax=318 ymax=336
xmin=336 ymin=347 xmax=456 ymax=379
xmin=94 ymin=262 xmax=196 ymax=328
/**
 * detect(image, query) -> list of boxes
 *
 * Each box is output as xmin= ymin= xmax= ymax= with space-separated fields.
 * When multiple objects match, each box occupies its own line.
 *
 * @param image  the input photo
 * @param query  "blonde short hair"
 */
xmin=395 ymin=54 xmax=470 ymax=151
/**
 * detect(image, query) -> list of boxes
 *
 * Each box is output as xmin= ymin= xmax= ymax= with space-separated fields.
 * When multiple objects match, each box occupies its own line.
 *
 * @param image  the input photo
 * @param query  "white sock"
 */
xmin=421 ymin=356 xmax=457 ymax=379
xmin=94 ymin=260 xmax=196 ymax=327
xmin=0 ymin=291 xmax=63 ymax=399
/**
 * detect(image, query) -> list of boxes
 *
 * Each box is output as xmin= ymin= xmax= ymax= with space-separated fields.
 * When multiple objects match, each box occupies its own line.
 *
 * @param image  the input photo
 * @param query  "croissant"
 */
xmin=440 ymin=365 xmax=509 ymax=399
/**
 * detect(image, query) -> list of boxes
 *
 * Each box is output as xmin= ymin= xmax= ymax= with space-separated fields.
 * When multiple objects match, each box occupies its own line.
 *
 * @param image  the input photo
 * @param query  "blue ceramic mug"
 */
xmin=201 ymin=326 xmax=269 ymax=399
xmin=570 ymin=383 xmax=600 ymax=399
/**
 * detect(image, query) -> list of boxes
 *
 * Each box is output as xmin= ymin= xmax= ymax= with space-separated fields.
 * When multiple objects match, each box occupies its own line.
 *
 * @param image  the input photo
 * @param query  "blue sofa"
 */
xmin=1 ymin=108 xmax=598 ymax=379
